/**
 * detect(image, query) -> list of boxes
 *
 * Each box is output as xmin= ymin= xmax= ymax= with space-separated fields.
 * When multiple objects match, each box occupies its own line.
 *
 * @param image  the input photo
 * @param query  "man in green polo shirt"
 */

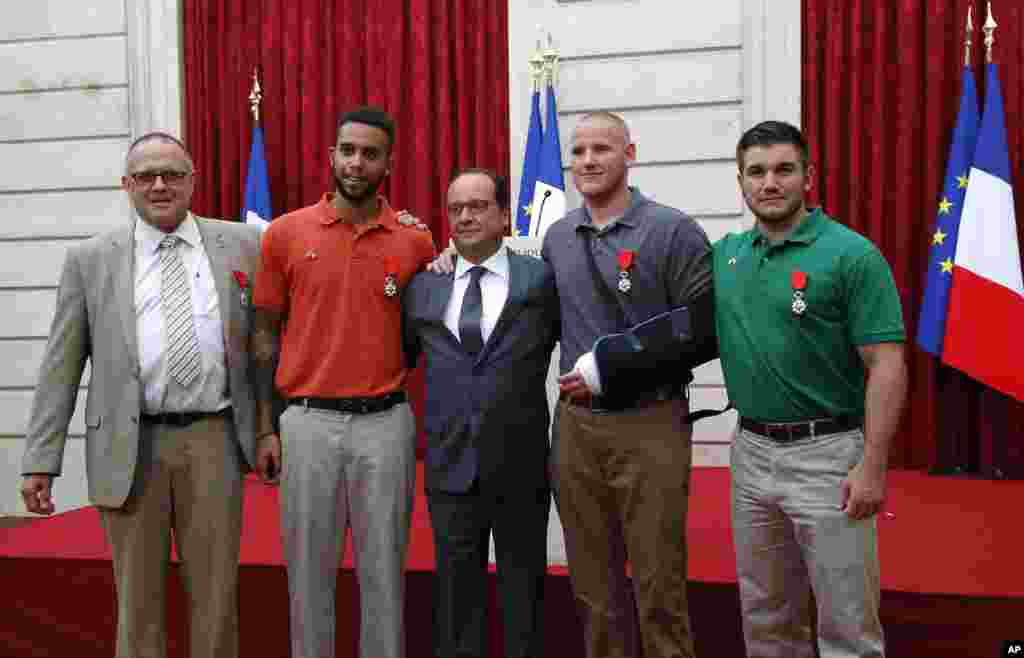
xmin=717 ymin=120 xmax=907 ymax=657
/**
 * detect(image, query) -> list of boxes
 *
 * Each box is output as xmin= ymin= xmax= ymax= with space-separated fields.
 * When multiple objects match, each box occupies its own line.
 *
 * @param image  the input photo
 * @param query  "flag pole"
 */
xmin=249 ymin=68 xmax=263 ymax=123
xmin=529 ymin=42 xmax=545 ymax=93
xmin=542 ymin=32 xmax=559 ymax=88
xmin=982 ymin=1 xmax=995 ymax=63
xmin=964 ymin=4 xmax=973 ymax=68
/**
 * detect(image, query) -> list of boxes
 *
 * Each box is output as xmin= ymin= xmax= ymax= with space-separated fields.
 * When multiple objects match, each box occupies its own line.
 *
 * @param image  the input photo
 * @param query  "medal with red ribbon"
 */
xmin=232 ymin=270 xmax=250 ymax=307
xmin=791 ymin=270 xmax=807 ymax=316
xmin=383 ymin=255 xmax=399 ymax=297
xmin=617 ymin=250 xmax=635 ymax=293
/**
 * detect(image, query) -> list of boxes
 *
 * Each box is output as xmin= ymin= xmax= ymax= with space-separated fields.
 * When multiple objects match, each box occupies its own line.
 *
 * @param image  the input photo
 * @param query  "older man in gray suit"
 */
xmin=20 ymin=132 xmax=266 ymax=658
xmin=402 ymin=168 xmax=559 ymax=658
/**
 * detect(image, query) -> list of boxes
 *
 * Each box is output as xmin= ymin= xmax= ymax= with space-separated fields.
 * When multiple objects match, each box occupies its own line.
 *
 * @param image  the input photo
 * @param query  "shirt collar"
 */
xmin=135 ymin=212 xmax=201 ymax=254
xmin=574 ymin=186 xmax=647 ymax=233
xmin=752 ymin=207 xmax=826 ymax=246
xmin=318 ymin=192 xmax=396 ymax=230
xmin=455 ymin=244 xmax=509 ymax=281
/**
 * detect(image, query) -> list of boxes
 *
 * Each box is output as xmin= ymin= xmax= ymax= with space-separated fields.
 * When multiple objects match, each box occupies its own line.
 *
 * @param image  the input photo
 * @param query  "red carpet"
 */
xmin=2 ymin=466 xmax=1023 ymax=657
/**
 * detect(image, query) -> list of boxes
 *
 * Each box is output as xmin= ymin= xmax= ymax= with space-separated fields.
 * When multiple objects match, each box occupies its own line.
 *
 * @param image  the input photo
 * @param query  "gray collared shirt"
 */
xmin=541 ymin=187 xmax=712 ymax=373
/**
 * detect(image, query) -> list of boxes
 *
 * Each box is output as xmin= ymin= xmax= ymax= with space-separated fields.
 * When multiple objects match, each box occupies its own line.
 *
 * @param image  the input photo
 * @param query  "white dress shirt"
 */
xmin=134 ymin=213 xmax=230 ymax=413
xmin=443 ymin=245 xmax=510 ymax=347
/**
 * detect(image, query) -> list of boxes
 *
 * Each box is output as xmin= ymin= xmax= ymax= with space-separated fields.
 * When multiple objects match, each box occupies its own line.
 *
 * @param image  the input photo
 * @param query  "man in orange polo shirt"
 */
xmin=251 ymin=106 xmax=436 ymax=658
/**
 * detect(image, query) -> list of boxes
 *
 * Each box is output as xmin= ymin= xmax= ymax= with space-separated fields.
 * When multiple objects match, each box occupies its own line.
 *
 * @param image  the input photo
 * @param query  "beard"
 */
xmin=333 ymin=169 xmax=383 ymax=205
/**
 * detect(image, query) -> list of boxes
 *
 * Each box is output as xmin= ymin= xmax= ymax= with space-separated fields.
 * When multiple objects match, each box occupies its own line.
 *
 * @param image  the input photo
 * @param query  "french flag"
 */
xmin=942 ymin=62 xmax=1024 ymax=402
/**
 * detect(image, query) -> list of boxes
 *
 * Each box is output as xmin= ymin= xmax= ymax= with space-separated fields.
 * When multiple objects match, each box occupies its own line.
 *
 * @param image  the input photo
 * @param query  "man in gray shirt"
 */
xmin=545 ymin=112 xmax=713 ymax=658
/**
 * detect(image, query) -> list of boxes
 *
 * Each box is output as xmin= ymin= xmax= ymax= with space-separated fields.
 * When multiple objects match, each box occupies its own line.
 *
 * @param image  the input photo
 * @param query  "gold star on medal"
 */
xmin=957 ymin=173 xmax=969 ymax=189
xmin=932 ymin=229 xmax=947 ymax=246
xmin=938 ymin=197 xmax=953 ymax=214
xmin=940 ymin=258 xmax=954 ymax=273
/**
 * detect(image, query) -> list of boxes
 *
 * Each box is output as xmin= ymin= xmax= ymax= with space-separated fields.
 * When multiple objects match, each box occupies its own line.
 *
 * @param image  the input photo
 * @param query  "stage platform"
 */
xmin=2 ymin=466 xmax=1022 ymax=657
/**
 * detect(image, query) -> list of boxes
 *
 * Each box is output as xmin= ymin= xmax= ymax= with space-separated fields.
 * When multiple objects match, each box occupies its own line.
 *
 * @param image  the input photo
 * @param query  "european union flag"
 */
xmin=243 ymin=124 xmax=272 ymax=230
xmin=515 ymin=89 xmax=544 ymax=237
xmin=916 ymin=67 xmax=979 ymax=356
xmin=531 ymin=81 xmax=566 ymax=238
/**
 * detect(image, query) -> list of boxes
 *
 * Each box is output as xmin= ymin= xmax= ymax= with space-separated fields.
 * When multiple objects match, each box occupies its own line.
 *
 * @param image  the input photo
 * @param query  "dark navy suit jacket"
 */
xmin=402 ymin=250 xmax=559 ymax=493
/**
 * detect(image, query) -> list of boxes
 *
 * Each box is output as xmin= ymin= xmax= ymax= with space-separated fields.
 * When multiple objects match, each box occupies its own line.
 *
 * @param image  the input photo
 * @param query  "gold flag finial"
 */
xmin=542 ymin=32 xmax=559 ymax=87
xmin=249 ymin=68 xmax=263 ymax=123
xmin=529 ymin=38 xmax=545 ymax=92
xmin=964 ymin=4 xmax=973 ymax=67
xmin=983 ymin=1 xmax=996 ymax=63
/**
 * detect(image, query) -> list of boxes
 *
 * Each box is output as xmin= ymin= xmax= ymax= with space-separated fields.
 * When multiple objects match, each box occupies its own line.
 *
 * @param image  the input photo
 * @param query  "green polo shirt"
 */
xmin=713 ymin=208 xmax=905 ymax=422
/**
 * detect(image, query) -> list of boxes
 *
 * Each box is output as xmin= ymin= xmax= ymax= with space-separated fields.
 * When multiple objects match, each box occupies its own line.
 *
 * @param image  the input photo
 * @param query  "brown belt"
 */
xmin=561 ymin=387 xmax=682 ymax=413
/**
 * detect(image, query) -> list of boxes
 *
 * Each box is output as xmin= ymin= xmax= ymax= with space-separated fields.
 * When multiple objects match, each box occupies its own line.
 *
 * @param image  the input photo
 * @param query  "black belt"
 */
xmin=141 ymin=407 xmax=231 ymax=427
xmin=739 ymin=416 xmax=861 ymax=443
xmin=290 ymin=391 xmax=406 ymax=415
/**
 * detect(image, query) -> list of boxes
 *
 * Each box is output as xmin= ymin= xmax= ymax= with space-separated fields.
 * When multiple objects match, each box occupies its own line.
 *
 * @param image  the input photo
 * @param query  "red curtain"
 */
xmin=182 ymin=0 xmax=509 ymax=249
xmin=803 ymin=0 xmax=1024 ymax=475
xmin=182 ymin=0 xmax=509 ymax=458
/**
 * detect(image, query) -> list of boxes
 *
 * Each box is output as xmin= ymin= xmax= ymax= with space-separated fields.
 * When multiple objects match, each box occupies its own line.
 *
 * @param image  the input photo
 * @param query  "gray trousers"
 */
xmin=279 ymin=402 xmax=417 ymax=658
xmin=731 ymin=428 xmax=884 ymax=658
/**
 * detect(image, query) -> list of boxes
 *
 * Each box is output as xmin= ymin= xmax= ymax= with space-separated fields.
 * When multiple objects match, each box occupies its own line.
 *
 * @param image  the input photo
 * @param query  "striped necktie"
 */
xmin=159 ymin=235 xmax=202 ymax=387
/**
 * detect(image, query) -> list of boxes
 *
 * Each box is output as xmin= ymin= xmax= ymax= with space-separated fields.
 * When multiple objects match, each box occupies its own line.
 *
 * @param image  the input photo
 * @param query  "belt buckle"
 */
xmin=767 ymin=422 xmax=795 ymax=443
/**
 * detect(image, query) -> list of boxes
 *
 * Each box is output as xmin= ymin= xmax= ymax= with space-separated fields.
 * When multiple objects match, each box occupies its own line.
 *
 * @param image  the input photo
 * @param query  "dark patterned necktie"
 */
xmin=458 ymin=266 xmax=485 ymax=355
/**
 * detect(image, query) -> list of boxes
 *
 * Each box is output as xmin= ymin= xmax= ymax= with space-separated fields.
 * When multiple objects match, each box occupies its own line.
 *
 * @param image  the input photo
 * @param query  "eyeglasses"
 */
xmin=128 ymin=170 xmax=194 ymax=187
xmin=446 ymin=199 xmax=494 ymax=217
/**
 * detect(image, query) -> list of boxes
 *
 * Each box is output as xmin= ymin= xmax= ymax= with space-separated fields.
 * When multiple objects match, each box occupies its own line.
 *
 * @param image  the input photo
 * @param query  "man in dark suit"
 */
xmin=402 ymin=168 xmax=559 ymax=658
xmin=20 ymin=132 xmax=266 ymax=658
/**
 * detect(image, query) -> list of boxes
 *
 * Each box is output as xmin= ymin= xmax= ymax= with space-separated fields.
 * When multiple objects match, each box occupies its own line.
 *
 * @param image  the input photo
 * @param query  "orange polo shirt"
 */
xmin=254 ymin=193 xmax=436 ymax=398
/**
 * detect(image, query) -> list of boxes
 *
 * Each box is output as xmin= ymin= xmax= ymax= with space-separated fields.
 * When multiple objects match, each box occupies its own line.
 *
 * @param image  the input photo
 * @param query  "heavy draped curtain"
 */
xmin=182 ymin=1 xmax=508 ymax=457
xmin=803 ymin=0 xmax=1024 ymax=475
xmin=182 ymin=0 xmax=509 ymax=250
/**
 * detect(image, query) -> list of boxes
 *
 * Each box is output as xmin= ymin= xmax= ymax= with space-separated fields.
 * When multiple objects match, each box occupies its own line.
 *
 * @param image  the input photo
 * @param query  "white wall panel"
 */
xmin=0 ymin=87 xmax=129 ymax=141
xmin=558 ymin=49 xmax=742 ymax=113
xmin=0 ymin=36 xmax=127 ymax=93
xmin=559 ymin=104 xmax=743 ymax=165
xmin=0 ymin=190 xmax=129 ymax=239
xmin=0 ymin=1 xmax=125 ymax=41
xmin=515 ymin=0 xmax=741 ymax=60
xmin=0 ymin=138 xmax=128 ymax=192
xmin=0 ymin=290 xmax=56 ymax=337
xmin=563 ymin=161 xmax=743 ymax=217
xmin=0 ymin=240 xmax=73 ymax=287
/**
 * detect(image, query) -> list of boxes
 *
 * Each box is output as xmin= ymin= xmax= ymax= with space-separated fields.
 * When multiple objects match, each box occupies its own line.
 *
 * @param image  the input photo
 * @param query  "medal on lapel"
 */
xmin=617 ymin=250 xmax=635 ymax=294
xmin=791 ymin=270 xmax=807 ymax=316
xmin=383 ymin=255 xmax=399 ymax=298
xmin=232 ymin=270 xmax=250 ymax=307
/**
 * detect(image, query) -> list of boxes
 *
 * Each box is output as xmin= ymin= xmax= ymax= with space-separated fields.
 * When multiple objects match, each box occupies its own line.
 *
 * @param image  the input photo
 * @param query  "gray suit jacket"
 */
xmin=21 ymin=216 xmax=264 ymax=508
xmin=402 ymin=250 xmax=559 ymax=494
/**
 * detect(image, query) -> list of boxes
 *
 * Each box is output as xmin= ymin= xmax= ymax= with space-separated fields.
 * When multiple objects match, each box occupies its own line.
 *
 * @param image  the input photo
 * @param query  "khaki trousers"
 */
xmin=731 ymin=428 xmax=884 ymax=658
xmin=553 ymin=399 xmax=695 ymax=658
xmin=100 ymin=411 xmax=243 ymax=658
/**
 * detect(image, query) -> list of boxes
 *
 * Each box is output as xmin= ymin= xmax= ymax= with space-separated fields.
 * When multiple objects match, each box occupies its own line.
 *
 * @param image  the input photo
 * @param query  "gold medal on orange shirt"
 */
xmin=232 ymin=270 xmax=250 ymax=307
